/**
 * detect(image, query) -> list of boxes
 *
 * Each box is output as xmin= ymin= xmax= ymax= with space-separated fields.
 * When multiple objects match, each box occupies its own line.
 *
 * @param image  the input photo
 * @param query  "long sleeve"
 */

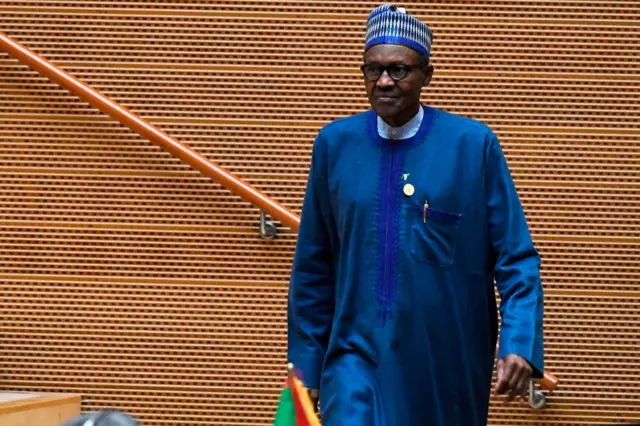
xmin=287 ymin=133 xmax=336 ymax=389
xmin=484 ymin=132 xmax=544 ymax=378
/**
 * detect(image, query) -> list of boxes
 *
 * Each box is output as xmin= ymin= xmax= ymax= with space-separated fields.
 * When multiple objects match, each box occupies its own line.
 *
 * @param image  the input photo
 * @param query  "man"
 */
xmin=287 ymin=4 xmax=544 ymax=425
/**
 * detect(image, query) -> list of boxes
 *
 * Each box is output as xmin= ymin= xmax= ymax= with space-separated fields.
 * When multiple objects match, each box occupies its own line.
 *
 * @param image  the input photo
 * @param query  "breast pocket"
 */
xmin=410 ymin=206 xmax=462 ymax=268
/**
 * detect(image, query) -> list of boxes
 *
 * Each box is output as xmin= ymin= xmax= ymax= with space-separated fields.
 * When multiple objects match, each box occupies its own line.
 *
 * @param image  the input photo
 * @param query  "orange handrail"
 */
xmin=0 ymin=32 xmax=300 ymax=231
xmin=539 ymin=371 xmax=559 ymax=393
xmin=0 ymin=31 xmax=558 ymax=394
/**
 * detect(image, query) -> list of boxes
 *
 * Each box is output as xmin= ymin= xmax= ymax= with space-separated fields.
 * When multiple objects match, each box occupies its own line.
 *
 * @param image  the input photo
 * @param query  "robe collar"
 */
xmin=377 ymin=106 xmax=424 ymax=140
xmin=368 ymin=104 xmax=434 ymax=151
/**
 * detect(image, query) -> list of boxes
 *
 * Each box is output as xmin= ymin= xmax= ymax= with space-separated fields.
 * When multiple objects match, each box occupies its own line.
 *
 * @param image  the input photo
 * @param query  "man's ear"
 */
xmin=423 ymin=64 xmax=434 ymax=87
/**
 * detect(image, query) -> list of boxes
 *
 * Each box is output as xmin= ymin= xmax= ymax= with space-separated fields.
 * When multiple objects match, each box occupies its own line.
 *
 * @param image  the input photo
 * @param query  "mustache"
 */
xmin=374 ymin=86 xmax=395 ymax=93
xmin=373 ymin=88 xmax=398 ymax=98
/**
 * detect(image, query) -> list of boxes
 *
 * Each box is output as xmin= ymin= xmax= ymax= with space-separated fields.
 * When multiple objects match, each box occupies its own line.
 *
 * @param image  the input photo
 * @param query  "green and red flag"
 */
xmin=273 ymin=363 xmax=322 ymax=426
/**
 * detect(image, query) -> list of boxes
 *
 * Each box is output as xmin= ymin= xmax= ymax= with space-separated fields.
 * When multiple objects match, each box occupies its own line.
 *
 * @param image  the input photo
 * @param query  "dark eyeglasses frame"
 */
xmin=360 ymin=63 xmax=423 ymax=82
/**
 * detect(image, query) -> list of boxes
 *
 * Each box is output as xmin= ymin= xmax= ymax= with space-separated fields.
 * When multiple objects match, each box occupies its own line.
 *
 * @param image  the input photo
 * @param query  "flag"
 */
xmin=273 ymin=364 xmax=322 ymax=426
xmin=273 ymin=385 xmax=295 ymax=426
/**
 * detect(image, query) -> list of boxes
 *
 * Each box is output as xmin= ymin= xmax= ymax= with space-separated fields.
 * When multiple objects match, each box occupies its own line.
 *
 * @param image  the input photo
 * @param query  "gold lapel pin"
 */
xmin=403 ymin=183 xmax=415 ymax=197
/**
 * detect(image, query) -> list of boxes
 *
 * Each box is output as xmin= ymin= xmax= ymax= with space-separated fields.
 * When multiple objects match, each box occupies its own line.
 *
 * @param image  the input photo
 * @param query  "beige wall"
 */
xmin=1 ymin=1 xmax=639 ymax=425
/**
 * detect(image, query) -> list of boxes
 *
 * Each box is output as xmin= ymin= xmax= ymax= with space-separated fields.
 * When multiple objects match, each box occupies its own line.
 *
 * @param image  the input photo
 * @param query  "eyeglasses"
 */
xmin=360 ymin=63 xmax=422 ymax=82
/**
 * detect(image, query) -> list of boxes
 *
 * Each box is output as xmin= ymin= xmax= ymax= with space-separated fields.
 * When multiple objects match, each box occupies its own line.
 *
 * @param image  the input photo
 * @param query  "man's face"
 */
xmin=362 ymin=44 xmax=434 ymax=126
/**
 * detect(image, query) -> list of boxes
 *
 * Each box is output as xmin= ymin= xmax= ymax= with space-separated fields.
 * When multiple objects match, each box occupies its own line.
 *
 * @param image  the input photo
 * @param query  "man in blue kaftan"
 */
xmin=287 ymin=4 xmax=544 ymax=425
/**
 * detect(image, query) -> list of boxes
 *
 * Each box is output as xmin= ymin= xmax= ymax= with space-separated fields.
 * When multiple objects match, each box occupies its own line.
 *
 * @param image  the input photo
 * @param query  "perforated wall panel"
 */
xmin=1 ymin=1 xmax=639 ymax=425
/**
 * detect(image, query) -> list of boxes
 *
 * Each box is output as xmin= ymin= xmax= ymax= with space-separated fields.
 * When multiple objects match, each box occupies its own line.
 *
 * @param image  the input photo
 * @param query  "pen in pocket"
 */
xmin=423 ymin=201 xmax=429 ymax=223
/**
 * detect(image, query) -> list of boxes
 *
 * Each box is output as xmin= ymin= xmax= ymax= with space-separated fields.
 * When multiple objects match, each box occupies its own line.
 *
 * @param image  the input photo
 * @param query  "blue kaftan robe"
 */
xmin=287 ymin=105 xmax=544 ymax=426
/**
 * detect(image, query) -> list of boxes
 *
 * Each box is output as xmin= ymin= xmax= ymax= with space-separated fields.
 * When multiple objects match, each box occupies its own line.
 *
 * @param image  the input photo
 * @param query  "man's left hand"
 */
xmin=495 ymin=354 xmax=533 ymax=404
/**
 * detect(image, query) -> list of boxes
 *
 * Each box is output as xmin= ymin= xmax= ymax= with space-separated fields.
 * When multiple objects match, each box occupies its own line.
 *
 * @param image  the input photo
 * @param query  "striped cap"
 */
xmin=365 ymin=4 xmax=434 ymax=59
